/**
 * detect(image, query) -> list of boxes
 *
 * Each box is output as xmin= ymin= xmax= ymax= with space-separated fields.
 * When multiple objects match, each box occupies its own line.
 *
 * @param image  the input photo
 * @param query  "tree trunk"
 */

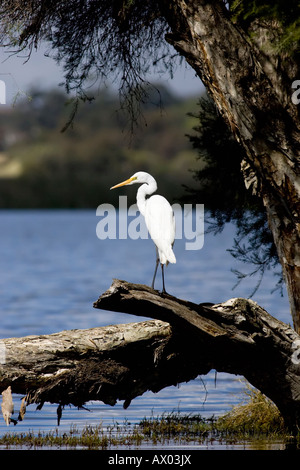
xmin=162 ymin=0 xmax=300 ymax=332
xmin=2 ymin=280 xmax=300 ymax=433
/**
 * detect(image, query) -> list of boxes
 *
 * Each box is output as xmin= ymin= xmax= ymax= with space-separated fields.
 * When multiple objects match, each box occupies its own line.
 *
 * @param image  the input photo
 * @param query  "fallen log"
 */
xmin=95 ymin=279 xmax=300 ymax=434
xmin=1 ymin=278 xmax=300 ymax=433
xmin=0 ymin=319 xmax=173 ymax=424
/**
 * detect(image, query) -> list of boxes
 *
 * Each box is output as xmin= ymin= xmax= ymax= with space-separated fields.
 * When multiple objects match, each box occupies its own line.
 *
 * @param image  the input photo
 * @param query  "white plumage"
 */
xmin=111 ymin=171 xmax=176 ymax=292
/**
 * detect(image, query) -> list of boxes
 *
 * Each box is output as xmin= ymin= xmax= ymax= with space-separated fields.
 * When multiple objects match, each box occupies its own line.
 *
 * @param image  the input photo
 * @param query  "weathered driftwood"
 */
xmin=0 ymin=319 xmax=172 ymax=424
xmin=1 ymin=278 xmax=300 ymax=433
xmin=96 ymin=280 xmax=300 ymax=433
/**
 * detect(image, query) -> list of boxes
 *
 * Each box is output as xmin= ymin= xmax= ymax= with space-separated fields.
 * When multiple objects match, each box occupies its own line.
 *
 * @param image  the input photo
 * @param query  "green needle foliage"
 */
xmin=185 ymin=95 xmax=282 ymax=295
xmin=229 ymin=0 xmax=300 ymax=54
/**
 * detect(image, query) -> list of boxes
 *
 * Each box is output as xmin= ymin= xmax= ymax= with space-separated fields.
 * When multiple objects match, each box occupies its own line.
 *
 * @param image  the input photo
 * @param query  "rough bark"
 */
xmin=0 ymin=319 xmax=172 ymax=417
xmin=94 ymin=280 xmax=300 ymax=434
xmin=162 ymin=0 xmax=300 ymax=332
xmin=1 ymin=279 xmax=300 ymax=433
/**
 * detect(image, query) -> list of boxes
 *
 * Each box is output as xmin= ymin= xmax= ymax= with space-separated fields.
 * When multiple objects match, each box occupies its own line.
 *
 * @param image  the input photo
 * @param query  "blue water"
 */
xmin=0 ymin=210 xmax=290 ymax=437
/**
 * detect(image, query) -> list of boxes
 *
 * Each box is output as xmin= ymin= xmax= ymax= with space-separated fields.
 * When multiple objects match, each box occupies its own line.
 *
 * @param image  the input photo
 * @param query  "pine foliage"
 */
xmin=229 ymin=0 xmax=300 ymax=54
xmin=186 ymin=95 xmax=282 ymax=294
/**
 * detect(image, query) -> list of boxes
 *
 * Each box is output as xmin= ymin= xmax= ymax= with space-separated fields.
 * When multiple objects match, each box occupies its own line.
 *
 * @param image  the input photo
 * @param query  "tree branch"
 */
xmin=1 ymin=279 xmax=300 ymax=432
xmin=95 ymin=279 xmax=300 ymax=434
xmin=0 ymin=319 xmax=172 ymax=416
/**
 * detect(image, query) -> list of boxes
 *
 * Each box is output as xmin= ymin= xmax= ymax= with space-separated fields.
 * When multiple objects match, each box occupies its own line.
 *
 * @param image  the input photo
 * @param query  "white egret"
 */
xmin=110 ymin=171 xmax=176 ymax=293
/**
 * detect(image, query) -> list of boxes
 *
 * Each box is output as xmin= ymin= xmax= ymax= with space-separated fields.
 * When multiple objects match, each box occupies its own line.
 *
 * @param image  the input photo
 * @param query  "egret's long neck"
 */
xmin=136 ymin=178 xmax=157 ymax=215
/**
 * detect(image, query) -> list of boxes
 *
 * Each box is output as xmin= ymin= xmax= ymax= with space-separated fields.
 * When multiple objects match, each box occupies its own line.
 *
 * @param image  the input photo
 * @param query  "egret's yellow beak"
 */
xmin=110 ymin=176 xmax=136 ymax=190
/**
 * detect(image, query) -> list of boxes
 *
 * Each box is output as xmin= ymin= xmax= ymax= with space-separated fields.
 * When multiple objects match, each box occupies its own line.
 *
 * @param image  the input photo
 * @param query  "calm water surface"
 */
xmin=0 ymin=210 xmax=290 ymax=443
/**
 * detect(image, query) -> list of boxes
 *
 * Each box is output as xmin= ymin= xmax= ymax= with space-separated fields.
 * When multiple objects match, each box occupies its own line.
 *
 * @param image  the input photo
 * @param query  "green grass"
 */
xmin=0 ymin=383 xmax=298 ymax=449
xmin=215 ymin=382 xmax=286 ymax=438
xmin=0 ymin=423 xmax=145 ymax=450
xmin=138 ymin=411 xmax=209 ymax=446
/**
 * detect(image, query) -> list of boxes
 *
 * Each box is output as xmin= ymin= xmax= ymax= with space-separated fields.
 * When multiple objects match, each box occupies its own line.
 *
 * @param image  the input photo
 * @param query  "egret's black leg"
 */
xmin=152 ymin=251 xmax=159 ymax=289
xmin=161 ymin=264 xmax=166 ymax=294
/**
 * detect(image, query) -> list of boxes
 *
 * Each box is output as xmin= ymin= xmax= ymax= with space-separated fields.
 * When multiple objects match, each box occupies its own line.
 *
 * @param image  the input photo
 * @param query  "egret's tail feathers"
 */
xmin=160 ymin=247 xmax=176 ymax=265
xmin=167 ymin=249 xmax=176 ymax=264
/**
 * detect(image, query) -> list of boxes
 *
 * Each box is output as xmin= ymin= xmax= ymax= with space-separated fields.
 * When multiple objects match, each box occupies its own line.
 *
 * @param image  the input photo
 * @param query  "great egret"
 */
xmin=110 ymin=171 xmax=176 ymax=293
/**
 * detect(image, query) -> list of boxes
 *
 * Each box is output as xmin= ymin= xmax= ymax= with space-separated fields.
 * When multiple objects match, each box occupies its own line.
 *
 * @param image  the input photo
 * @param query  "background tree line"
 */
xmin=0 ymin=85 xmax=199 ymax=208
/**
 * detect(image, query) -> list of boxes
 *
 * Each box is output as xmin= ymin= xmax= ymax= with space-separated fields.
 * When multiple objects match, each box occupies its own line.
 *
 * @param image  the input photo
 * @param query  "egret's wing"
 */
xmin=145 ymin=195 xmax=176 ymax=264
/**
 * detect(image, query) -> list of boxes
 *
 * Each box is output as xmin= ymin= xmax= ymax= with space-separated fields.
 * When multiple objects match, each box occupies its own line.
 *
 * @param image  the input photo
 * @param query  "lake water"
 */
xmin=0 ymin=210 xmax=290 ymax=443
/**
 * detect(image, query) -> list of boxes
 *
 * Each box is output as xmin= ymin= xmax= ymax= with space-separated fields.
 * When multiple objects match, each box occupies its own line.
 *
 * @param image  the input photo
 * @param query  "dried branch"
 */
xmin=1 ymin=279 xmax=300 ymax=433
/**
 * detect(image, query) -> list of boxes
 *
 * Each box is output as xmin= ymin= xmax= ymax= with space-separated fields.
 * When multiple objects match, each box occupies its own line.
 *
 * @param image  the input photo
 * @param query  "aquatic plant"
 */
xmin=0 ymin=384 xmax=297 ymax=450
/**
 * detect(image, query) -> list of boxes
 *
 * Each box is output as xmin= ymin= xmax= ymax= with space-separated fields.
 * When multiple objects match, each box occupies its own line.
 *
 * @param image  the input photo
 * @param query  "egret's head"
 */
xmin=110 ymin=172 xmax=150 ymax=190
